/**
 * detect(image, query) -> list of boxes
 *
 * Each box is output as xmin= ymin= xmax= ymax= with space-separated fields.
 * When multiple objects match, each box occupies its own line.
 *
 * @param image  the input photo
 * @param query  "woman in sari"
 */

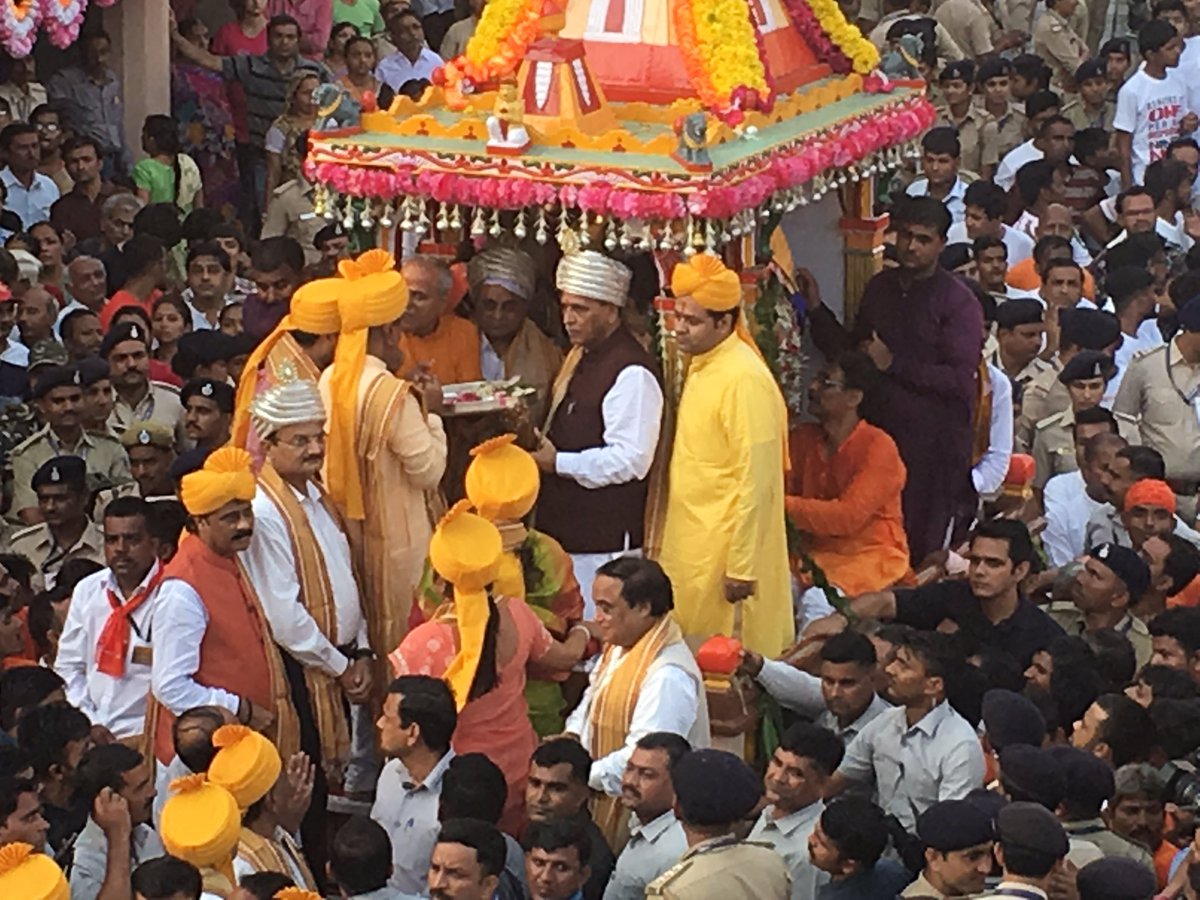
xmin=264 ymin=71 xmax=320 ymax=200
xmin=172 ymin=17 xmax=240 ymax=219
xmin=336 ymin=36 xmax=395 ymax=110
xmin=390 ymin=502 xmax=593 ymax=834
xmin=324 ymin=21 xmax=359 ymax=77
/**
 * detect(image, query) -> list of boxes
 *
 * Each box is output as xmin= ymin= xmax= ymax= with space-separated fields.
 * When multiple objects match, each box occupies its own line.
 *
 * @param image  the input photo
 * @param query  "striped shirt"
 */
xmin=221 ymin=54 xmax=328 ymax=147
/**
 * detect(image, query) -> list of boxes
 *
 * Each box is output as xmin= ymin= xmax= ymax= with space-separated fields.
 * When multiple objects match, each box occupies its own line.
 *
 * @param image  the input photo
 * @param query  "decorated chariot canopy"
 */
xmin=306 ymin=0 xmax=934 ymax=256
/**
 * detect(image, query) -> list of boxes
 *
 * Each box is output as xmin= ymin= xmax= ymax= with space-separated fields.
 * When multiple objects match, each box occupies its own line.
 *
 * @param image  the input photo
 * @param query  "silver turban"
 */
xmin=249 ymin=376 xmax=326 ymax=440
xmin=467 ymin=246 xmax=537 ymax=301
xmin=555 ymin=250 xmax=631 ymax=307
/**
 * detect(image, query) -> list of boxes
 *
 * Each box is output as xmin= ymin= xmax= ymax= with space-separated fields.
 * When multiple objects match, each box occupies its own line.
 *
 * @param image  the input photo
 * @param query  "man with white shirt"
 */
xmin=375 ymin=8 xmax=443 ymax=92
xmin=55 ymin=255 xmax=108 ymax=331
xmin=241 ymin=376 xmax=373 ymax=788
xmin=994 ymin=91 xmax=1064 ymax=191
xmin=749 ymin=723 xmax=845 ymax=900
xmin=0 ymin=122 xmax=59 ymax=228
xmin=1108 ymin=266 xmax=1164 ymax=400
xmin=564 ymin=556 xmax=708 ymax=851
xmin=1115 ymin=20 xmax=1192 ymax=188
xmin=906 ymin=127 xmax=969 ymax=225
xmin=949 ymin=181 xmax=1035 ymax=265
xmin=54 ymin=496 xmax=166 ymax=742
xmin=1044 ymin=422 xmax=1124 ymax=567
xmin=603 ymin=732 xmax=689 ymax=900
xmin=182 ymin=242 xmax=238 ymax=332
xmin=532 ymin=247 xmax=663 ymax=610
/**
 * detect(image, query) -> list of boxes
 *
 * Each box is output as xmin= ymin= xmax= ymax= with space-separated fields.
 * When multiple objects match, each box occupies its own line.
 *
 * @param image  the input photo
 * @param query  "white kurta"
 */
xmin=150 ymin=580 xmax=241 ymax=716
xmin=54 ymin=563 xmax=165 ymax=739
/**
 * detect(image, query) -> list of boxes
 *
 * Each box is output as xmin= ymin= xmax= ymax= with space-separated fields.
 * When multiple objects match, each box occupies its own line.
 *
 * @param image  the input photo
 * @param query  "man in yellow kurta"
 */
xmin=320 ymin=249 xmax=448 ymax=671
xmin=657 ymin=254 xmax=793 ymax=658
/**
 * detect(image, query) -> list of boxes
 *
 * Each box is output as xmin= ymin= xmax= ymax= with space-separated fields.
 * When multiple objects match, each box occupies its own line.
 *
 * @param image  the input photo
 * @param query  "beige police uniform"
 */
xmin=976 ymin=99 xmax=1025 ymax=161
xmin=109 ymin=381 xmax=186 ymax=452
xmin=868 ymin=12 xmax=967 ymax=66
xmin=1015 ymin=361 xmax=1067 ymax=452
xmin=261 ymin=176 xmax=323 ymax=269
xmin=9 ymin=426 xmax=131 ymax=518
xmin=935 ymin=105 xmax=1001 ymax=179
xmin=1033 ymin=7 xmax=1088 ymax=93
xmin=901 ymin=871 xmax=953 ymax=898
xmin=1113 ymin=341 xmax=1200 ymax=490
xmin=1047 ymin=603 xmax=1152 ymax=669
xmin=9 ymin=518 xmax=105 ymax=588
xmin=644 ymin=837 xmax=791 ymax=900
xmin=935 ymin=0 xmax=998 ymax=58
xmin=1062 ymin=97 xmax=1116 ymax=132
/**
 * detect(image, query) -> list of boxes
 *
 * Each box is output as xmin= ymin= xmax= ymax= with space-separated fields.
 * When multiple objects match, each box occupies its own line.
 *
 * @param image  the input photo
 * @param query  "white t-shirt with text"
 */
xmin=1114 ymin=68 xmax=1190 ymax=184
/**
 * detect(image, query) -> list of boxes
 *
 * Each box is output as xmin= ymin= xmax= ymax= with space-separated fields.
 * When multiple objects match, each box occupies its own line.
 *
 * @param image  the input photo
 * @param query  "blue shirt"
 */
xmin=817 ymin=859 xmax=912 ymax=900
xmin=1 ymin=167 xmax=60 ymax=229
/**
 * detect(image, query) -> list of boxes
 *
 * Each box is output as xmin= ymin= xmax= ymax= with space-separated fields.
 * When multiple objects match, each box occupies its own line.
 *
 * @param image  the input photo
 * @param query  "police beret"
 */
xmin=181 ymin=377 xmax=235 ymax=414
xmin=227 ymin=332 xmax=258 ymax=358
xmin=1074 ymin=58 xmax=1108 ymax=84
xmin=670 ymin=749 xmax=763 ymax=826
xmin=963 ymin=788 xmax=1008 ymax=824
xmin=940 ymin=243 xmax=973 ymax=271
xmin=916 ymin=800 xmax=995 ymax=852
xmin=1058 ymin=350 xmax=1116 ymax=385
xmin=1076 ymin=857 xmax=1157 ymax=900
xmin=976 ymin=56 xmax=1012 ymax=84
xmin=994 ymin=298 xmax=1045 ymax=330
xmin=100 ymin=321 xmax=149 ymax=358
xmin=1087 ymin=542 xmax=1151 ymax=601
xmin=120 ymin=420 xmax=175 ymax=451
xmin=177 ymin=330 xmax=237 ymax=365
xmin=169 ymin=446 xmax=215 ymax=483
xmin=313 ymin=221 xmax=346 ymax=248
xmin=996 ymin=802 xmax=1069 ymax=858
xmin=30 ymin=363 xmax=81 ymax=399
xmin=1046 ymin=746 xmax=1115 ymax=812
xmin=75 ymin=356 xmax=110 ymax=387
xmin=27 ymin=339 xmax=69 ymax=371
xmin=982 ymin=689 xmax=1047 ymax=752
xmin=32 ymin=455 xmax=86 ymax=492
xmin=999 ymin=745 xmax=1066 ymax=809
xmin=1059 ymin=308 xmax=1121 ymax=350
xmin=1105 ymin=266 xmax=1154 ymax=306
xmin=940 ymin=59 xmax=976 ymax=83
xmin=1178 ymin=296 xmax=1200 ymax=333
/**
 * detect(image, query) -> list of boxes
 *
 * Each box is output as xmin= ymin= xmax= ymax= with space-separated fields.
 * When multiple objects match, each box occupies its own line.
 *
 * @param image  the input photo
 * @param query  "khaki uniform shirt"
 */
xmin=1047 ymin=604 xmax=1153 ymax=669
xmin=936 ymin=105 xmax=1001 ymax=178
xmin=9 ymin=426 xmax=131 ymax=517
xmin=935 ymin=0 xmax=998 ymax=57
xmin=645 ymin=838 xmax=791 ymax=900
xmin=1033 ymin=8 xmax=1089 ymax=93
xmin=1015 ymin=361 xmax=1067 ymax=452
xmin=261 ymin=177 xmax=323 ymax=269
xmin=868 ymin=12 xmax=966 ymax=66
xmin=977 ymin=99 xmax=1026 ymax=160
xmin=109 ymin=382 xmax=186 ymax=452
xmin=901 ymin=872 xmax=951 ymax=899
xmin=1113 ymin=340 xmax=1200 ymax=484
xmin=1032 ymin=408 xmax=1138 ymax=489
xmin=9 ymin=518 xmax=104 ymax=588
xmin=1062 ymin=97 xmax=1117 ymax=131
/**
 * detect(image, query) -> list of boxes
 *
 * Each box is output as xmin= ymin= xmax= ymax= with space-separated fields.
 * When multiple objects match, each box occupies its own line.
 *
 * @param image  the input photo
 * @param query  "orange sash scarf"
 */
xmin=95 ymin=562 xmax=165 ymax=677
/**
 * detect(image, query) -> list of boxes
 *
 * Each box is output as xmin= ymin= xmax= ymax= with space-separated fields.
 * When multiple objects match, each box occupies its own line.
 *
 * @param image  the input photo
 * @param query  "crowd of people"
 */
xmin=6 ymin=0 xmax=1200 ymax=899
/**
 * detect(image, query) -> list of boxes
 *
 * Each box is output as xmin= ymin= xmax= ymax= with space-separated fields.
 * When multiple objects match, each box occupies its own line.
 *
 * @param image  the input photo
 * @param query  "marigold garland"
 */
xmin=673 ymin=0 xmax=772 ymax=122
xmin=440 ymin=0 xmax=554 ymax=98
xmin=796 ymin=0 xmax=881 ymax=74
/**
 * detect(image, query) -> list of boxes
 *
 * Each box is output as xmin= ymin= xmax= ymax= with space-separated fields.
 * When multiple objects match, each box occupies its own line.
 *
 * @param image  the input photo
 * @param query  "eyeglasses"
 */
xmin=35 ymin=122 xmax=59 ymax=132
xmin=816 ymin=379 xmax=846 ymax=390
xmin=272 ymin=433 xmax=325 ymax=449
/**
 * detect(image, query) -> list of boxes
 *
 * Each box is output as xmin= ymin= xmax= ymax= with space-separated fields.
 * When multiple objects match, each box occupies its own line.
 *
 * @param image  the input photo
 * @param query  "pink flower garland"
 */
xmin=307 ymin=96 xmax=935 ymax=222
xmin=781 ymin=0 xmax=852 ymax=75
xmin=0 ymin=0 xmax=42 ymax=57
xmin=41 ymin=0 xmax=88 ymax=49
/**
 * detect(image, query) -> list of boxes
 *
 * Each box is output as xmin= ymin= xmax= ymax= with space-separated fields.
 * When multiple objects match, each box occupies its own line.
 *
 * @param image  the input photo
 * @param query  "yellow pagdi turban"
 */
xmin=671 ymin=253 xmax=763 ymax=358
xmin=327 ymin=249 xmax=411 ymax=520
xmin=275 ymin=889 xmax=322 ymax=900
xmin=179 ymin=446 xmax=256 ymax=516
xmin=232 ymin=276 xmax=344 ymax=447
xmin=207 ymin=724 xmax=282 ymax=809
xmin=160 ymin=775 xmax=241 ymax=884
xmin=0 ymin=843 xmax=68 ymax=900
xmin=465 ymin=434 xmax=539 ymax=522
xmin=429 ymin=501 xmax=503 ymax=709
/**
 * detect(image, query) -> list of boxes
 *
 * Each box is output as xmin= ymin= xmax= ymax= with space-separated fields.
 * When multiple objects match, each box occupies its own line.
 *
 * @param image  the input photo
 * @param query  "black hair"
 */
xmin=61 ymin=134 xmax=101 ymax=160
xmin=1037 ymin=114 xmax=1073 ymax=138
xmin=17 ymin=701 xmax=90 ymax=779
xmin=895 ymin=630 xmax=961 ymax=681
xmin=1151 ymin=607 xmax=1200 ymax=655
xmin=1082 ymin=630 xmax=1137 ymax=694
xmin=0 ymin=775 xmax=38 ymax=824
xmin=635 ymin=731 xmax=692 ymax=767
xmin=142 ymin=114 xmax=182 ymax=204
xmin=103 ymin=494 xmax=151 ymax=526
xmin=267 ymin=13 xmax=302 ymax=34
xmin=1158 ymin=535 xmax=1200 ymax=597
xmin=973 ymin=234 xmax=1007 ymax=259
xmin=1024 ymin=89 xmax=1060 ymax=120
xmin=531 ymin=738 xmax=593 ymax=785
xmin=237 ymin=871 xmax=295 ymax=899
xmin=250 ymin=235 xmax=305 ymax=274
xmin=1016 ymin=159 xmax=1058 ymax=207
xmin=832 ymin=349 xmax=881 ymax=397
xmin=1145 ymin=158 xmax=1191 ymax=206
xmin=209 ymin=221 xmax=245 ymax=249
xmin=1072 ymin=405 xmax=1118 ymax=436
xmin=820 ymin=630 xmax=877 ymax=667
xmin=1074 ymin=127 xmax=1111 ymax=164
xmin=387 ymin=674 xmax=457 ymax=754
xmin=1032 ymin=234 xmax=1073 ymax=266
xmin=0 ymin=666 xmax=64 ymax=732
xmin=523 ymin=817 xmax=592 ymax=867
xmin=330 ymin=816 xmax=392 ymax=895
xmin=440 ymin=752 xmax=507 ymax=825
xmin=121 ymin=233 xmax=166 ymax=280
xmin=186 ymin=240 xmax=232 ymax=272
xmin=74 ymin=744 xmax=144 ymax=807
xmin=1138 ymin=663 xmax=1199 ymax=700
xmin=777 ymin=723 xmax=845 ymax=775
xmin=146 ymin=500 xmax=187 ymax=556
xmin=964 ymin=180 xmax=1007 ymax=220
xmin=0 ymin=121 xmax=36 ymax=152
xmin=1013 ymin=55 xmax=1052 ymax=90
xmin=1140 ymin=17 xmax=1180 ymax=54
xmin=921 ymin=127 xmax=961 ymax=158
xmin=971 ymin=518 xmax=1036 ymax=568
xmin=131 ymin=856 xmax=203 ymax=900
xmin=436 ymin=818 xmax=507 ymax=878
xmin=0 ymin=745 xmax=30 ymax=779
xmin=343 ymin=34 xmax=377 ymax=58
xmin=1002 ymin=841 xmax=1062 ymax=879
xmin=1095 ymin=693 xmax=1157 ymax=766
xmin=820 ymin=797 xmax=889 ymax=869
xmin=134 ymin=203 xmax=183 ymax=248
xmin=1117 ymin=445 xmax=1167 ymax=481
xmin=594 ymin=556 xmax=674 ymax=616
xmin=891 ymin=195 xmax=952 ymax=239
xmin=1149 ymin=698 xmax=1200 ymax=759
xmin=60 ymin=307 xmax=99 ymax=343
xmin=172 ymin=705 xmax=227 ymax=773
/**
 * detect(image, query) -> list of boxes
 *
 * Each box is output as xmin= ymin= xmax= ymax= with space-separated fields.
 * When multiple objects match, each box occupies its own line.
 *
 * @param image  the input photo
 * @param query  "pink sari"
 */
xmin=390 ymin=595 xmax=553 ymax=834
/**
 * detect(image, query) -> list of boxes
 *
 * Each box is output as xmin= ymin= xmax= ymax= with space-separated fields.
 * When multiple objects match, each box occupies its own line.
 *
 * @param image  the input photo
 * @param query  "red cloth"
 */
xmin=100 ymin=289 xmax=162 ymax=331
xmin=95 ymin=563 xmax=165 ymax=677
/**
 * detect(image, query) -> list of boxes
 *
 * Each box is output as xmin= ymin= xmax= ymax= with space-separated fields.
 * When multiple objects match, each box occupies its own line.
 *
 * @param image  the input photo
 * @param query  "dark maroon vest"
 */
xmin=537 ymin=326 xmax=658 ymax=554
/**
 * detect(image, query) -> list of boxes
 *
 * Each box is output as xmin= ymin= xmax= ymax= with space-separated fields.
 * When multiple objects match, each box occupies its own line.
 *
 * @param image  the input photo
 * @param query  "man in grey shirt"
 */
xmin=330 ymin=816 xmax=409 ymax=900
xmin=603 ymin=733 xmax=690 ymax=900
xmin=46 ymin=33 xmax=129 ymax=177
xmin=70 ymin=744 xmax=164 ymax=900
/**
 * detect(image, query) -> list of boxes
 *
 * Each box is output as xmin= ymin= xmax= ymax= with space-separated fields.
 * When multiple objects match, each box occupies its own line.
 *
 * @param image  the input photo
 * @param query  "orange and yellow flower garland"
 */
xmin=438 ymin=0 xmax=554 ymax=101
xmin=672 ymin=0 xmax=772 ymax=117
xmin=806 ymin=0 xmax=880 ymax=73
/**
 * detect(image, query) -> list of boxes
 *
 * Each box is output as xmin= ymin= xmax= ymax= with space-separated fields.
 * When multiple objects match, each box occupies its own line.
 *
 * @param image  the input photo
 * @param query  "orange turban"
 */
xmin=670 ymin=253 xmax=743 ymax=311
xmin=464 ymin=434 xmax=539 ymax=522
xmin=179 ymin=447 xmax=256 ymax=516
xmin=1124 ymin=479 xmax=1176 ymax=514
xmin=327 ymin=250 xmax=411 ymax=520
xmin=232 ymin=276 xmax=343 ymax=448
xmin=0 ymin=843 xmax=68 ymax=900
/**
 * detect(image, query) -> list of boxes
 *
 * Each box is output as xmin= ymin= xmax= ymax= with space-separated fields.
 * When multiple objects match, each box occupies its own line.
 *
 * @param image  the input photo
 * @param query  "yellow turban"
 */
xmin=207 ymin=724 xmax=282 ymax=809
xmin=327 ymin=250 xmax=411 ymax=520
xmin=429 ymin=501 xmax=503 ymax=709
xmin=179 ymin=446 xmax=256 ymax=516
xmin=160 ymin=775 xmax=241 ymax=883
xmin=0 ymin=843 xmax=68 ymax=900
xmin=464 ymin=434 xmax=539 ymax=522
xmin=275 ymin=889 xmax=323 ymax=900
xmin=671 ymin=253 xmax=764 ymax=358
xmin=232 ymin=276 xmax=344 ymax=448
